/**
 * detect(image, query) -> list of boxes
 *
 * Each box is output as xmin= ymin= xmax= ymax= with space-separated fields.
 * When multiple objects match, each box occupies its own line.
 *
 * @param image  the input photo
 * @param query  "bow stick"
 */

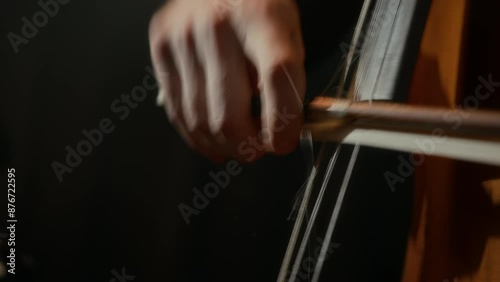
xmin=305 ymin=97 xmax=500 ymax=166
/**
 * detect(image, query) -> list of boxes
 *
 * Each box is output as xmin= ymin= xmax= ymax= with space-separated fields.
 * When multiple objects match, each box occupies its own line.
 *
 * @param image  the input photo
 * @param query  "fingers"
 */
xmin=195 ymin=15 xmax=264 ymax=162
xmin=238 ymin=1 xmax=306 ymax=155
xmin=150 ymin=8 xmax=224 ymax=161
xmin=149 ymin=0 xmax=306 ymax=161
xmin=171 ymin=20 xmax=228 ymax=161
xmin=152 ymin=38 xmax=195 ymax=149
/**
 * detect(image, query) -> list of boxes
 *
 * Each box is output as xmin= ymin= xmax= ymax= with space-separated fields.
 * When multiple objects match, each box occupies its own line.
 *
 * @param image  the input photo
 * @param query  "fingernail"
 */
xmin=156 ymin=89 xmax=165 ymax=106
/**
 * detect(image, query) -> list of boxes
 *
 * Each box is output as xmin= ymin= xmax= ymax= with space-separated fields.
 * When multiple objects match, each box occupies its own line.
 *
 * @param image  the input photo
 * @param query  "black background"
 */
xmin=0 ymin=1 xmax=416 ymax=281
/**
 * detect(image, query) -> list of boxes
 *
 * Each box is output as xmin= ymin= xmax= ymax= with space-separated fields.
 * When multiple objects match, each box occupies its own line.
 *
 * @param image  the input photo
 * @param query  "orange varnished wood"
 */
xmin=402 ymin=0 xmax=500 ymax=281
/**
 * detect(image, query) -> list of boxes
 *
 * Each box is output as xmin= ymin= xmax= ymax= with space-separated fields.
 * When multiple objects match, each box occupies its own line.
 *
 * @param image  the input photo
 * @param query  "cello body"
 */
xmin=403 ymin=0 xmax=500 ymax=281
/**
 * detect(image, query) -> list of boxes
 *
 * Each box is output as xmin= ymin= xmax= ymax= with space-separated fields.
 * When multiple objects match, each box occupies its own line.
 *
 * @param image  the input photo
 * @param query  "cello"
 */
xmin=279 ymin=0 xmax=500 ymax=281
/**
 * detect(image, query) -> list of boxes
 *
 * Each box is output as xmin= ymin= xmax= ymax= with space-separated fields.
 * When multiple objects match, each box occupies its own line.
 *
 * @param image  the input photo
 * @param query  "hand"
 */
xmin=149 ymin=0 xmax=306 ymax=162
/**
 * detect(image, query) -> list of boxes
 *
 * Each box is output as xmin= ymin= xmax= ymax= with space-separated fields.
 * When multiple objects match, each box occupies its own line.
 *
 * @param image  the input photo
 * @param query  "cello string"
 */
xmin=339 ymin=0 xmax=373 ymax=102
xmin=304 ymin=0 xmax=426 ymax=279
xmin=280 ymin=57 xmax=313 ymax=221
xmin=282 ymin=65 xmax=304 ymax=112
xmin=277 ymin=42 xmax=349 ymax=279
xmin=276 ymin=143 xmax=326 ymax=282
xmin=344 ymin=0 xmax=373 ymax=79
xmin=287 ymin=55 xmax=351 ymax=222
xmin=282 ymin=58 xmax=351 ymax=280
xmin=288 ymin=46 xmax=357 ymax=216
xmin=311 ymin=144 xmax=360 ymax=282
xmin=288 ymin=144 xmax=342 ymax=281
xmin=288 ymin=130 xmax=316 ymax=221
xmin=278 ymin=0 xmax=374 ymax=279
xmin=345 ymin=0 xmax=374 ymax=102
xmin=308 ymin=6 xmax=385 ymax=280
xmin=284 ymin=51 xmax=360 ymax=282
xmin=370 ymin=1 xmax=402 ymax=99
xmin=288 ymin=0 xmax=372 ymax=279
xmin=290 ymin=131 xmax=315 ymax=215
xmin=300 ymin=129 xmax=316 ymax=273
xmin=353 ymin=0 xmax=381 ymax=101
xmin=306 ymin=0 xmax=382 ymax=279
xmin=288 ymin=172 xmax=312 ymax=221
xmin=275 ymin=55 xmax=319 ymax=281
xmin=286 ymin=52 xmax=352 ymax=221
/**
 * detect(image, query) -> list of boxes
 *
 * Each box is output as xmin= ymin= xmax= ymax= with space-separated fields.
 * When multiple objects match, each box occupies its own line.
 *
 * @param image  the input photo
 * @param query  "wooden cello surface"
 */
xmin=403 ymin=0 xmax=500 ymax=281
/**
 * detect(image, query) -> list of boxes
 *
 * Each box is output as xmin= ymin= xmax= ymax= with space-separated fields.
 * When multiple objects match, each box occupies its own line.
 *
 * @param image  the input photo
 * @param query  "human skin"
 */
xmin=149 ymin=0 xmax=306 ymax=162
